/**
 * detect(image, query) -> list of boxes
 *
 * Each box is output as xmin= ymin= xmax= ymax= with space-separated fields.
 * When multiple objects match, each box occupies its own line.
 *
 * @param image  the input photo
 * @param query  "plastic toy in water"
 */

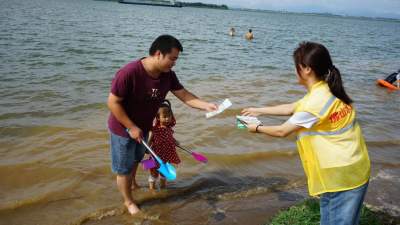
xmin=377 ymin=70 xmax=400 ymax=91
xmin=376 ymin=79 xmax=399 ymax=91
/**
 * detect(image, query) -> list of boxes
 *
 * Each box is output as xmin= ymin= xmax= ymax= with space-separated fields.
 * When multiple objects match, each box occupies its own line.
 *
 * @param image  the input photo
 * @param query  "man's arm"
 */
xmin=172 ymin=88 xmax=217 ymax=112
xmin=107 ymin=92 xmax=143 ymax=142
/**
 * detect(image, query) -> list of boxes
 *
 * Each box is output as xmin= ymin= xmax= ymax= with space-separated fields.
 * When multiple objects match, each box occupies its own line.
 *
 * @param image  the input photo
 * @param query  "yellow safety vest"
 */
xmin=295 ymin=81 xmax=370 ymax=196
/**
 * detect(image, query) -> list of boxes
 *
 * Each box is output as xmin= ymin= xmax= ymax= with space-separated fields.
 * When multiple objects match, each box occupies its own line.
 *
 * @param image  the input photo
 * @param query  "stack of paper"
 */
xmin=205 ymin=99 xmax=232 ymax=118
xmin=236 ymin=115 xmax=261 ymax=128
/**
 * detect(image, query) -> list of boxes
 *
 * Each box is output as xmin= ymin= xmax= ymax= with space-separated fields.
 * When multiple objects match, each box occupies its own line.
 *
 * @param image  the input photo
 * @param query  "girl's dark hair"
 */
xmin=149 ymin=35 xmax=183 ymax=56
xmin=158 ymin=99 xmax=174 ymax=117
xmin=293 ymin=42 xmax=353 ymax=105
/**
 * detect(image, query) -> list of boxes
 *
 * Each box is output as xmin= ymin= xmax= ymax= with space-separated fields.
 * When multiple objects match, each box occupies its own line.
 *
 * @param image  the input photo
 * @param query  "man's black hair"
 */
xmin=149 ymin=35 xmax=183 ymax=56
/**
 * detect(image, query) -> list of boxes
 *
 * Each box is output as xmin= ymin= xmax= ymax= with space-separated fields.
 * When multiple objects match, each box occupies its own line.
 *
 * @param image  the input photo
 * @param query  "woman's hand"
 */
xmin=241 ymin=107 xmax=262 ymax=117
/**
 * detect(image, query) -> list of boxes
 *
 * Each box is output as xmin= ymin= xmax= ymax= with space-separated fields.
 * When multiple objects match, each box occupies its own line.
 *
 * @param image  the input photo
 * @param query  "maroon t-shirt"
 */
xmin=108 ymin=59 xmax=184 ymax=137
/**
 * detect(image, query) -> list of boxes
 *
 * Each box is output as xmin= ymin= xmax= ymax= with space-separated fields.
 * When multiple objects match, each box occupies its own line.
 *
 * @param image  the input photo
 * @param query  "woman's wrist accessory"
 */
xmin=256 ymin=124 xmax=263 ymax=133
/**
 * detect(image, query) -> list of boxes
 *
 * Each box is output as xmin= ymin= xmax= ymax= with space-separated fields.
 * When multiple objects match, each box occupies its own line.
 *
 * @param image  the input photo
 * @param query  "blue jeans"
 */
xmin=320 ymin=182 xmax=369 ymax=225
xmin=109 ymin=131 xmax=148 ymax=175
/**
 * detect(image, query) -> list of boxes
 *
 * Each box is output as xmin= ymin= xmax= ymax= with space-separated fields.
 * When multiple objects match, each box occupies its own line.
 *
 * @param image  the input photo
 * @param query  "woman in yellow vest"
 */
xmin=242 ymin=42 xmax=370 ymax=225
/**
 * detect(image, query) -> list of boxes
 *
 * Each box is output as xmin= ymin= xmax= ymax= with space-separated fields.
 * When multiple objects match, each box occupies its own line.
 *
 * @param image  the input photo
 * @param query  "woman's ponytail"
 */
xmin=293 ymin=42 xmax=353 ymax=105
xmin=326 ymin=65 xmax=353 ymax=105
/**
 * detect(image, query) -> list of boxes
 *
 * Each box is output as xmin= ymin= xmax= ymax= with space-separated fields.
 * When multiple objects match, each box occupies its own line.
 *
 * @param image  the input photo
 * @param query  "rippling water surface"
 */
xmin=0 ymin=0 xmax=399 ymax=224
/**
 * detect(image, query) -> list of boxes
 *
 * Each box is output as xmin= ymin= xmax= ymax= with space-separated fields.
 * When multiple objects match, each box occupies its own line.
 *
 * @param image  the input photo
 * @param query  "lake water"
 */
xmin=0 ymin=0 xmax=399 ymax=224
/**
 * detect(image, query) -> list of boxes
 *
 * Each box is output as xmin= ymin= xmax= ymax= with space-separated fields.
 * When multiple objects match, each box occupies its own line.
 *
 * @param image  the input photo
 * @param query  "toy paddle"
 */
xmin=176 ymin=145 xmax=208 ymax=163
xmin=141 ymin=157 xmax=156 ymax=170
xmin=142 ymin=141 xmax=177 ymax=181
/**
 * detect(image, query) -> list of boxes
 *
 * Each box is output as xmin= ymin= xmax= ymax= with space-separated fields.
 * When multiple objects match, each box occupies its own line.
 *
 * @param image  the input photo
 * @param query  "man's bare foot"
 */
xmin=160 ymin=179 xmax=166 ymax=189
xmin=124 ymin=202 xmax=140 ymax=215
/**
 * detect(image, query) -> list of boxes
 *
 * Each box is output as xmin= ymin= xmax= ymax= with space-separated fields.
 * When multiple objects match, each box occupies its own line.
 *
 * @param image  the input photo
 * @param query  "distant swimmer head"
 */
xmin=245 ymin=29 xmax=254 ymax=40
xmin=229 ymin=27 xmax=235 ymax=36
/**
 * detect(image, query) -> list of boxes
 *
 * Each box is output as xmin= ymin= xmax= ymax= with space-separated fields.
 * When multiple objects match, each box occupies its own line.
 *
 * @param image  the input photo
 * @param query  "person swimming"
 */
xmin=229 ymin=27 xmax=235 ymax=36
xmin=245 ymin=29 xmax=253 ymax=40
xmin=383 ymin=69 xmax=400 ymax=85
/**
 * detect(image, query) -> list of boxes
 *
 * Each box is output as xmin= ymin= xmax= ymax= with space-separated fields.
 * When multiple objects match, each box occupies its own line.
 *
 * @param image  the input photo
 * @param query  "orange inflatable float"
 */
xmin=376 ymin=79 xmax=399 ymax=90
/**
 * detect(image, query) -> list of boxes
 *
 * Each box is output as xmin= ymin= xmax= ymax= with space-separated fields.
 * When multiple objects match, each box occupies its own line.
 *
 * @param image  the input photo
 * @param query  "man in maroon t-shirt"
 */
xmin=107 ymin=35 xmax=217 ymax=215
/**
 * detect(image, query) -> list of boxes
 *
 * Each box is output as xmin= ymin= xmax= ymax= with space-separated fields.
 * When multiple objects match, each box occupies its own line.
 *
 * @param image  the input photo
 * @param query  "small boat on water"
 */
xmin=119 ymin=0 xmax=182 ymax=7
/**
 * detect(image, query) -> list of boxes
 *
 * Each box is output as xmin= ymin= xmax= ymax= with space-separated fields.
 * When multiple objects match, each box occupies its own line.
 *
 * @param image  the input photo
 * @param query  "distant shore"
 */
xmin=100 ymin=0 xmax=228 ymax=9
xmin=98 ymin=0 xmax=399 ymax=20
xmin=180 ymin=2 xmax=228 ymax=10
xmin=231 ymin=7 xmax=400 ymax=22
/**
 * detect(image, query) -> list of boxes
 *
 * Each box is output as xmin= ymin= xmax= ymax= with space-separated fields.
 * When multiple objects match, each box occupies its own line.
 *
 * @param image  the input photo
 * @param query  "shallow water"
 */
xmin=0 ymin=0 xmax=400 ymax=224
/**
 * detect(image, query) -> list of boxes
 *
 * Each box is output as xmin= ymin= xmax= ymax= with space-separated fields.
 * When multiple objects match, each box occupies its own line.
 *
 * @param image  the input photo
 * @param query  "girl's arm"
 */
xmin=247 ymin=120 xmax=301 ymax=137
xmin=148 ymin=131 xmax=153 ymax=146
xmin=241 ymin=103 xmax=296 ymax=117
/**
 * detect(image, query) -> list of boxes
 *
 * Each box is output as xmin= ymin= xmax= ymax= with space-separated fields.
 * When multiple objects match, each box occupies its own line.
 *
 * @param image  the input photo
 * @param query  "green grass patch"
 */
xmin=268 ymin=199 xmax=399 ymax=225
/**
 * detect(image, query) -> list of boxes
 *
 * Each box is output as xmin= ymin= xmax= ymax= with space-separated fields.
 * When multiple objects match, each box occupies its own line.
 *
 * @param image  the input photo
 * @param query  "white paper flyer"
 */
xmin=236 ymin=115 xmax=261 ymax=126
xmin=205 ymin=99 xmax=232 ymax=118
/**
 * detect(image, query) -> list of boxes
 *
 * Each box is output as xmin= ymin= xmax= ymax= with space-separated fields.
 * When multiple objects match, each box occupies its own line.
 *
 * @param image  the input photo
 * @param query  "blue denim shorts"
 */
xmin=109 ymin=132 xmax=148 ymax=175
xmin=320 ymin=181 xmax=369 ymax=225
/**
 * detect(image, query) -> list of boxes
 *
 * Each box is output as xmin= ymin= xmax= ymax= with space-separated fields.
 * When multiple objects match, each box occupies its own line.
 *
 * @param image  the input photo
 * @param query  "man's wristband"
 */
xmin=256 ymin=124 xmax=263 ymax=133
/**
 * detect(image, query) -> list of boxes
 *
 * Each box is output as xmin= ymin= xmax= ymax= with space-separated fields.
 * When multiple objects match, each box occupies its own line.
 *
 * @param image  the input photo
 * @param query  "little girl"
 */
xmin=148 ymin=100 xmax=180 ymax=190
